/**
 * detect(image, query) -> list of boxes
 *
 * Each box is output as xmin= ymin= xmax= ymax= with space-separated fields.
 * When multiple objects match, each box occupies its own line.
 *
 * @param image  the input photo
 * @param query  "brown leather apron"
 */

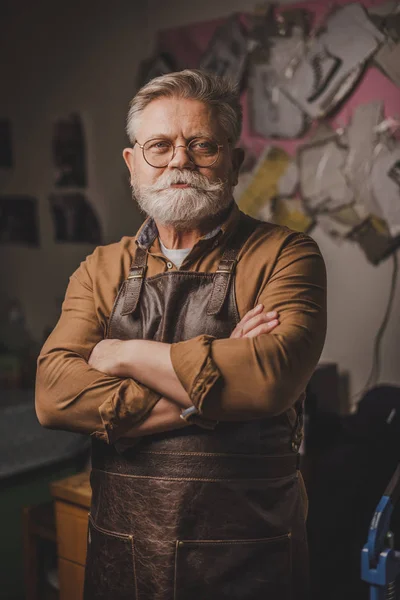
xmin=84 ymin=215 xmax=308 ymax=600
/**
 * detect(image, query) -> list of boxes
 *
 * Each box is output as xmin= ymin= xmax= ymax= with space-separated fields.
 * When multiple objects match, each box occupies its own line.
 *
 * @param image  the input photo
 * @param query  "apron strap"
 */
xmin=120 ymin=245 xmax=148 ymax=316
xmin=207 ymin=215 xmax=259 ymax=316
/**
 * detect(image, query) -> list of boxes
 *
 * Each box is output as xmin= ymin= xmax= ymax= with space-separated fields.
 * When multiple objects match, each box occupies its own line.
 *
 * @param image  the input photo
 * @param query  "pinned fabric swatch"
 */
xmin=49 ymin=193 xmax=102 ymax=244
xmin=350 ymin=215 xmax=400 ymax=265
xmin=237 ymin=146 xmax=294 ymax=219
xmin=200 ymin=15 xmax=248 ymax=86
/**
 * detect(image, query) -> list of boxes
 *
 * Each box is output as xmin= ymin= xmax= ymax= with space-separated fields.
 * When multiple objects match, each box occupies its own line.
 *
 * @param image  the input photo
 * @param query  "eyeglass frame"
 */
xmin=133 ymin=137 xmax=225 ymax=169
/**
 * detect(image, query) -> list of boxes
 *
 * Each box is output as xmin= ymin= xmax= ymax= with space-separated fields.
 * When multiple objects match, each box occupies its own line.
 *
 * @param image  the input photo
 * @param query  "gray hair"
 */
xmin=126 ymin=69 xmax=242 ymax=146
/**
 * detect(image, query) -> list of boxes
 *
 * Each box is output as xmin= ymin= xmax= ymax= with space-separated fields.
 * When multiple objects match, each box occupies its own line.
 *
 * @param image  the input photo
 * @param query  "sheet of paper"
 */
xmin=343 ymin=101 xmax=384 ymax=219
xmin=237 ymin=146 xmax=293 ymax=218
xmin=316 ymin=205 xmax=364 ymax=240
xmin=374 ymin=40 xmax=400 ymax=87
xmin=370 ymin=144 xmax=400 ymax=237
xmin=350 ymin=215 xmax=400 ymax=265
xmin=200 ymin=15 xmax=248 ymax=86
xmin=273 ymin=197 xmax=314 ymax=232
xmin=283 ymin=4 xmax=384 ymax=118
xmin=298 ymin=136 xmax=353 ymax=212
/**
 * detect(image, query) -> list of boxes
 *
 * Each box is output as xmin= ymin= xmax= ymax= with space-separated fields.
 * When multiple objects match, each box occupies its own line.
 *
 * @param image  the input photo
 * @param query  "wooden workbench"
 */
xmin=50 ymin=471 xmax=91 ymax=600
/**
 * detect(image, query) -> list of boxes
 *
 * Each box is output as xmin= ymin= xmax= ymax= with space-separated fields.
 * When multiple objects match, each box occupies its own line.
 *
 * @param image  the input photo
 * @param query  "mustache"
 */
xmin=146 ymin=170 xmax=225 ymax=192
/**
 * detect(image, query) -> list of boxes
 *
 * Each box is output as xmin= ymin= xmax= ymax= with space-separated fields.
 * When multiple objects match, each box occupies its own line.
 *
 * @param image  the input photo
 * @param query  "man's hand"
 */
xmin=230 ymin=304 xmax=279 ymax=339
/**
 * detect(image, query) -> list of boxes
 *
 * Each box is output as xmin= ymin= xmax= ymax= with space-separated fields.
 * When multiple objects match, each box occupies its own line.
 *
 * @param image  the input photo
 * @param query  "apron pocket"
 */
xmin=84 ymin=514 xmax=137 ymax=600
xmin=174 ymin=532 xmax=291 ymax=600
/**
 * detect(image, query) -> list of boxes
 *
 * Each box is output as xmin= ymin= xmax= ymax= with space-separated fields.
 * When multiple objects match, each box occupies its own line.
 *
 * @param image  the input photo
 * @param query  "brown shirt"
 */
xmin=35 ymin=203 xmax=327 ymax=443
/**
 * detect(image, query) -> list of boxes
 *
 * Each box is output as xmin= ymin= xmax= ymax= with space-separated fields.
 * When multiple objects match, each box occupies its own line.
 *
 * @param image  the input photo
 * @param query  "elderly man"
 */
xmin=36 ymin=69 xmax=326 ymax=600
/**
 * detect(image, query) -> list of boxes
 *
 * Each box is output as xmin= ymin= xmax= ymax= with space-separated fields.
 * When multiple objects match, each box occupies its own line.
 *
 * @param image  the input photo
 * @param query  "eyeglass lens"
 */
xmin=143 ymin=138 xmax=219 ymax=167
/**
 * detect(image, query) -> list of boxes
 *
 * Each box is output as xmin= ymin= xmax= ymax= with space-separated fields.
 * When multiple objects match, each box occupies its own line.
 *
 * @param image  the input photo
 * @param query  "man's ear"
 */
xmin=122 ymin=148 xmax=134 ymax=180
xmin=231 ymin=147 xmax=245 ymax=186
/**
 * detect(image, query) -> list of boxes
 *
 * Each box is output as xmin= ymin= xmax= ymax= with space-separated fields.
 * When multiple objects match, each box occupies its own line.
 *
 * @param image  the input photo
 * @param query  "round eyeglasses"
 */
xmin=134 ymin=138 xmax=223 ymax=168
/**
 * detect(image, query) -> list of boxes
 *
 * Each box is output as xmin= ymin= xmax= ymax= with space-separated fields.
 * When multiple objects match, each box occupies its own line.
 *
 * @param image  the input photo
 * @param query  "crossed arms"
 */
xmin=35 ymin=232 xmax=327 ymax=444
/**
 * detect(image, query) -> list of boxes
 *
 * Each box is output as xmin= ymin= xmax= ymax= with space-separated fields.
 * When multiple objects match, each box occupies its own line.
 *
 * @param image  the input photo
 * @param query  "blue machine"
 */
xmin=362 ymin=463 xmax=400 ymax=599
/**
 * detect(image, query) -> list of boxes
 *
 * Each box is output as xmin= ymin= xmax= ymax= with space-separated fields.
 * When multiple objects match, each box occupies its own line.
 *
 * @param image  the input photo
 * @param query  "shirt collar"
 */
xmin=135 ymin=201 xmax=240 ymax=251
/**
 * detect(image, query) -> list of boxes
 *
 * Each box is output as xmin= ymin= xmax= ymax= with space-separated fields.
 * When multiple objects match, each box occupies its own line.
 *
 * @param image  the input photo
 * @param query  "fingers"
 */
xmin=230 ymin=308 xmax=279 ymax=339
xmin=239 ymin=303 xmax=264 ymax=326
xmin=243 ymin=320 xmax=279 ymax=338
xmin=241 ymin=313 xmax=279 ymax=337
xmin=230 ymin=304 xmax=264 ymax=339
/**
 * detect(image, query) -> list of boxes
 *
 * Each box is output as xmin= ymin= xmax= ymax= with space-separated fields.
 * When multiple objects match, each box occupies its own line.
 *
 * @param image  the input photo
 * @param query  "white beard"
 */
xmin=132 ymin=169 xmax=233 ymax=231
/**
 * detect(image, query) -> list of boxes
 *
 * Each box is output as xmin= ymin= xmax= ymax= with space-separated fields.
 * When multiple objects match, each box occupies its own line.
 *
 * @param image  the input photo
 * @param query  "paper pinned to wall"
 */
xmin=273 ymin=197 xmax=314 ymax=232
xmin=374 ymin=40 xmax=400 ymax=87
xmin=298 ymin=133 xmax=353 ymax=213
xmin=283 ymin=3 xmax=384 ymax=119
xmin=316 ymin=205 xmax=364 ymax=241
xmin=137 ymin=52 xmax=177 ymax=88
xmin=200 ymin=15 xmax=248 ymax=86
xmin=370 ymin=144 xmax=400 ymax=237
xmin=237 ymin=146 xmax=294 ymax=218
xmin=0 ymin=120 xmax=13 ymax=169
xmin=343 ymin=101 xmax=384 ymax=219
xmin=350 ymin=215 xmax=400 ymax=265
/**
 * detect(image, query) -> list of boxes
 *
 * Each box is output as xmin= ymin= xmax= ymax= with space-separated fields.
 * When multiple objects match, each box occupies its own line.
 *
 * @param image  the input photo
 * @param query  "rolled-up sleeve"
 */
xmin=35 ymin=259 xmax=161 ymax=443
xmin=170 ymin=233 xmax=327 ymax=420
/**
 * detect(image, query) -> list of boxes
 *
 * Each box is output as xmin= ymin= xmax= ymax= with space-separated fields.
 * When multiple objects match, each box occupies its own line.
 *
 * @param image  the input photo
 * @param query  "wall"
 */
xmin=1 ymin=0 xmax=399 ymax=406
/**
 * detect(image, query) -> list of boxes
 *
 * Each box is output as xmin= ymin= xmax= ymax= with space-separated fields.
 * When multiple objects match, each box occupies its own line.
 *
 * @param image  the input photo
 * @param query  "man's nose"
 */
xmin=167 ymin=145 xmax=196 ymax=170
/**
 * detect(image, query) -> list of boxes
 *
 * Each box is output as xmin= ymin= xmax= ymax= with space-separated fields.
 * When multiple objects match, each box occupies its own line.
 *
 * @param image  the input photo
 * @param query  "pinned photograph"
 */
xmin=52 ymin=113 xmax=87 ymax=187
xmin=0 ymin=196 xmax=39 ymax=246
xmin=49 ymin=193 xmax=102 ymax=244
xmin=0 ymin=119 xmax=13 ymax=169
xmin=200 ymin=15 xmax=248 ymax=87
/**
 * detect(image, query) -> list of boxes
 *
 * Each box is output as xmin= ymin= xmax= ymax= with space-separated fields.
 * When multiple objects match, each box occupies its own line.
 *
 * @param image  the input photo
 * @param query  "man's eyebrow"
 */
xmin=143 ymin=132 xmax=215 ymax=141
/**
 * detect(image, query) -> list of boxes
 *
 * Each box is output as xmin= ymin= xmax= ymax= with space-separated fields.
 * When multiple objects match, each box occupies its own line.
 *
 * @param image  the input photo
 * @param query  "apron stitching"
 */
xmin=89 ymin=513 xmax=134 ymax=540
xmin=132 ymin=536 xmax=139 ymax=600
xmin=137 ymin=450 xmax=294 ymax=459
xmin=176 ymin=533 xmax=291 ymax=545
xmin=91 ymin=468 xmax=296 ymax=483
xmin=173 ymin=542 xmax=179 ymax=600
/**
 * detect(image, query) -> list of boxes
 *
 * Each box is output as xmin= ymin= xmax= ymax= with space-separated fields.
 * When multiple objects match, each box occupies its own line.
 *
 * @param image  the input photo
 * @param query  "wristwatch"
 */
xmin=180 ymin=405 xmax=218 ymax=430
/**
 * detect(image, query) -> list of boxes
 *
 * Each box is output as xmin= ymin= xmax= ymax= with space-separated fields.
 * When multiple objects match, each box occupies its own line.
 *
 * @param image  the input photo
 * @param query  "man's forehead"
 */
xmin=136 ymin=96 xmax=223 ymax=140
